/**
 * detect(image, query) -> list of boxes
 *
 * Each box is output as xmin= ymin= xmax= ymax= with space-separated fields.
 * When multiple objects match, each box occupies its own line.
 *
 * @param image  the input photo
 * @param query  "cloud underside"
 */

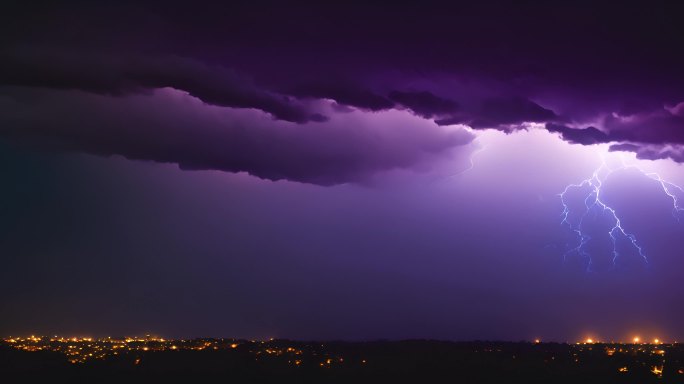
xmin=2 ymin=2 xmax=684 ymax=182
xmin=2 ymin=48 xmax=683 ymax=183
xmin=0 ymin=87 xmax=474 ymax=185
xmin=0 ymin=50 xmax=574 ymax=185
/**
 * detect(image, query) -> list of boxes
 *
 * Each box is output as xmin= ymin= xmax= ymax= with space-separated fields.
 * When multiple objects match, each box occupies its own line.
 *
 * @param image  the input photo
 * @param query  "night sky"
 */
xmin=2 ymin=1 xmax=684 ymax=342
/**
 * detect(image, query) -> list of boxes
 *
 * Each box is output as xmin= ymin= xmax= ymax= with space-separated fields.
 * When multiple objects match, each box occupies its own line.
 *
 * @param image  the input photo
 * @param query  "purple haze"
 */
xmin=1 ymin=1 xmax=684 ymax=342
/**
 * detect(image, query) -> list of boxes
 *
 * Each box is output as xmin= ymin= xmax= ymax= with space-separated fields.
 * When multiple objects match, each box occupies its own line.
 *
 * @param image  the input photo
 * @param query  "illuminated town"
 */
xmin=2 ymin=335 xmax=684 ymax=382
xmin=1 ymin=335 xmax=336 ymax=365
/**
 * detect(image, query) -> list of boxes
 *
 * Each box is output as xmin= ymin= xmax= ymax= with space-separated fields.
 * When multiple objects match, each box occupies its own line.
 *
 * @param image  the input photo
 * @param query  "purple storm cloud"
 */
xmin=1 ymin=1 xmax=684 ymax=184
xmin=0 ymin=87 xmax=473 ymax=185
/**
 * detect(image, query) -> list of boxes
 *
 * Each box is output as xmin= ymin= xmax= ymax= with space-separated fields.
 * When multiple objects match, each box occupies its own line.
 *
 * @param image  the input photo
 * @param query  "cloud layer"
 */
xmin=0 ymin=87 xmax=473 ymax=185
xmin=2 ymin=1 xmax=684 ymax=181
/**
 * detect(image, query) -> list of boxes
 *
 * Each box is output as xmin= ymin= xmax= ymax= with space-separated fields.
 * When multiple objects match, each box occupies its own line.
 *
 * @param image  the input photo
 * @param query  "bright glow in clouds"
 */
xmin=446 ymin=126 xmax=684 ymax=274
xmin=558 ymin=148 xmax=684 ymax=272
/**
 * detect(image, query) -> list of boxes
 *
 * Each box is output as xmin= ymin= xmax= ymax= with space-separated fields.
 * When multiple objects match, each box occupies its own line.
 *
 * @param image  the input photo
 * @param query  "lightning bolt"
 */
xmin=433 ymin=140 xmax=487 ymax=186
xmin=643 ymin=172 xmax=684 ymax=220
xmin=558 ymin=154 xmax=684 ymax=272
xmin=445 ymin=141 xmax=486 ymax=180
xmin=460 ymin=143 xmax=486 ymax=175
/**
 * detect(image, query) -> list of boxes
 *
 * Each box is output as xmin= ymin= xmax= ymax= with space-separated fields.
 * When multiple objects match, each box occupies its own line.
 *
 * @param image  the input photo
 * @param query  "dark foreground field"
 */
xmin=2 ymin=340 xmax=684 ymax=383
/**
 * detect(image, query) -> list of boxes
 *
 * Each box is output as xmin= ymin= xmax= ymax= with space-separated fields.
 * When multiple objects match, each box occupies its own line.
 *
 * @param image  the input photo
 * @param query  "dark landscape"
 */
xmin=2 ymin=336 xmax=683 ymax=383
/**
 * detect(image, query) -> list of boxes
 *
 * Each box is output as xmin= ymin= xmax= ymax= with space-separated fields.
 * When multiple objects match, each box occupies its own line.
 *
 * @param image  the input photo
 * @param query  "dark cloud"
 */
xmin=545 ymin=124 xmax=610 ymax=145
xmin=609 ymin=143 xmax=684 ymax=162
xmin=470 ymin=97 xmax=558 ymax=128
xmin=546 ymin=106 xmax=684 ymax=162
xmin=0 ymin=48 xmax=325 ymax=123
xmin=0 ymin=87 xmax=473 ymax=185
xmin=604 ymin=112 xmax=684 ymax=145
xmin=608 ymin=143 xmax=641 ymax=153
xmin=286 ymin=82 xmax=395 ymax=111
xmin=1 ymin=0 xmax=684 ymax=181
xmin=435 ymin=97 xmax=558 ymax=129
xmin=387 ymin=91 xmax=459 ymax=118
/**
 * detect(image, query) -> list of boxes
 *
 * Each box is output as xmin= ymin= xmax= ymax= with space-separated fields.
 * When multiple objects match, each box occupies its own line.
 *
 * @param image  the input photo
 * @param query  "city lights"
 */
xmin=0 ymin=336 xmax=343 ymax=365
xmin=1 ymin=335 xmax=679 ymax=379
